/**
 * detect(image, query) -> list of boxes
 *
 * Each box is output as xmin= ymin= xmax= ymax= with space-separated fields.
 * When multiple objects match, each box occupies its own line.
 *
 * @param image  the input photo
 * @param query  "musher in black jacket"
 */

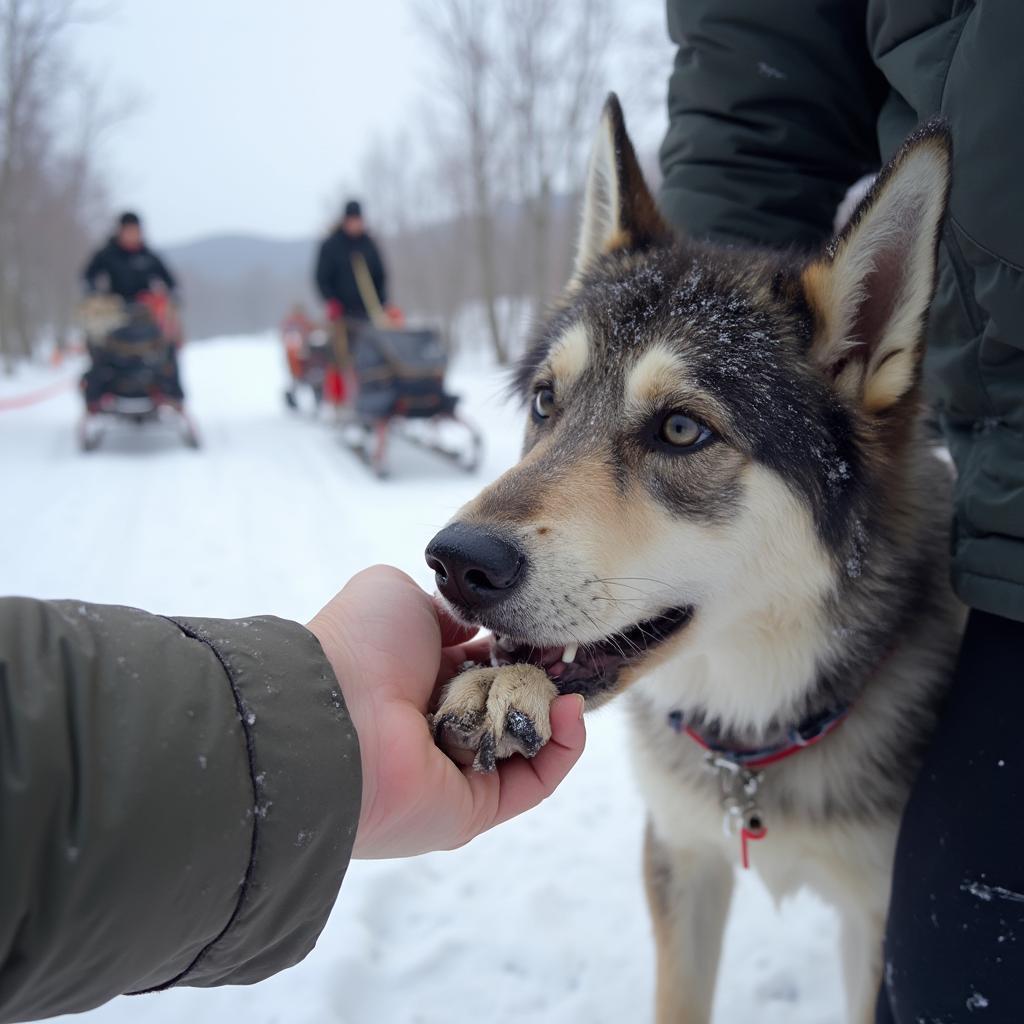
xmin=314 ymin=200 xmax=387 ymax=323
xmin=80 ymin=212 xmax=184 ymax=409
xmin=83 ymin=211 xmax=177 ymax=303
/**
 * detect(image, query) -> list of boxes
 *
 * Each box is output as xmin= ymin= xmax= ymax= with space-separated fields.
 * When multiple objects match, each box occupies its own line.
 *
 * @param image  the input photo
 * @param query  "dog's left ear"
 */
xmin=803 ymin=122 xmax=952 ymax=413
xmin=570 ymin=93 xmax=673 ymax=287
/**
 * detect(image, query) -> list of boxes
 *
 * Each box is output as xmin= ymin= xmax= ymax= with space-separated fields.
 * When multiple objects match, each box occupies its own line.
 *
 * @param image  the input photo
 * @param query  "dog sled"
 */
xmin=77 ymin=293 xmax=200 ymax=452
xmin=334 ymin=255 xmax=483 ymax=479
xmin=340 ymin=323 xmax=483 ymax=478
xmin=281 ymin=306 xmax=336 ymax=413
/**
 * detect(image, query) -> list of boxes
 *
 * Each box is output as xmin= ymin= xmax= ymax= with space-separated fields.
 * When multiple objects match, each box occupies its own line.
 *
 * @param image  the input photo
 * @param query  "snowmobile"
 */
xmin=77 ymin=293 xmax=200 ymax=451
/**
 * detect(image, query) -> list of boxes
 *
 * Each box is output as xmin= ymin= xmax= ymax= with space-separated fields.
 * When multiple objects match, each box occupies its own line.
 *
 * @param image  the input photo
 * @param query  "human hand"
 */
xmin=325 ymin=299 xmax=344 ymax=322
xmin=307 ymin=566 xmax=586 ymax=858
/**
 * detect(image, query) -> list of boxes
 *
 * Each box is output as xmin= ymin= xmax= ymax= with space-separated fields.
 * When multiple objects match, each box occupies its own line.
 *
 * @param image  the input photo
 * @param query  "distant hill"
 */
xmin=165 ymin=234 xmax=319 ymax=339
xmin=167 ymin=234 xmax=315 ymax=283
xmin=162 ymin=193 xmax=582 ymax=345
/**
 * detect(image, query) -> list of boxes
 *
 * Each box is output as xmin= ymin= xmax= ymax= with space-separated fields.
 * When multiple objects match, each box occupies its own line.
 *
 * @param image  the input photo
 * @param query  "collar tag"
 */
xmin=704 ymin=752 xmax=766 ymax=869
xmin=672 ymin=703 xmax=853 ymax=871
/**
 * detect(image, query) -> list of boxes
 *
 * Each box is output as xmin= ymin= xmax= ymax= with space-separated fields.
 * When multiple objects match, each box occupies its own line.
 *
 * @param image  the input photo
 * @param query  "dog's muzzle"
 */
xmin=425 ymin=522 xmax=527 ymax=611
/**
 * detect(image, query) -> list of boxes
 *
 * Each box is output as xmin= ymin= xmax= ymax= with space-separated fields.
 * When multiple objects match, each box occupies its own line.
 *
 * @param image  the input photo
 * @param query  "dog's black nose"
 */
xmin=425 ymin=523 xmax=526 ymax=609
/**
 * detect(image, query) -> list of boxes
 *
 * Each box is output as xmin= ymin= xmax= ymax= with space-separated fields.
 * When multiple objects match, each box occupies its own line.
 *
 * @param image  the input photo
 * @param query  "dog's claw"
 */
xmin=432 ymin=710 xmax=484 ymax=750
xmin=433 ymin=663 xmax=558 ymax=772
xmin=473 ymin=731 xmax=497 ymax=773
xmin=504 ymin=707 xmax=543 ymax=758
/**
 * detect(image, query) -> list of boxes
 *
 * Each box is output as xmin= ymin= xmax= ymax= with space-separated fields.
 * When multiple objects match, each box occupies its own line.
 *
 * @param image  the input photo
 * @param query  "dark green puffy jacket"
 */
xmin=660 ymin=0 xmax=1024 ymax=623
xmin=0 ymin=598 xmax=360 ymax=1022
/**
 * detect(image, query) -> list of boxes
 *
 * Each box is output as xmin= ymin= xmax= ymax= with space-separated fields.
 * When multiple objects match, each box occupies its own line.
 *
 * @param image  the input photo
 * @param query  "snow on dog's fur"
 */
xmin=426 ymin=96 xmax=963 ymax=1024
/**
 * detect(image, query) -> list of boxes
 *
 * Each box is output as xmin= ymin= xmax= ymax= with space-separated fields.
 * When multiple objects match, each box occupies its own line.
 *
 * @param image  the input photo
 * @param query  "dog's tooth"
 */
xmin=562 ymin=642 xmax=578 ymax=664
xmin=496 ymin=635 xmax=516 ymax=652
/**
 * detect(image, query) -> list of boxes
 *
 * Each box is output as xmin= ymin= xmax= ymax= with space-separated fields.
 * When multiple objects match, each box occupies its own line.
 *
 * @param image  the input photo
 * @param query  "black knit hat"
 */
xmin=343 ymin=200 xmax=363 ymax=219
xmin=118 ymin=211 xmax=141 ymax=227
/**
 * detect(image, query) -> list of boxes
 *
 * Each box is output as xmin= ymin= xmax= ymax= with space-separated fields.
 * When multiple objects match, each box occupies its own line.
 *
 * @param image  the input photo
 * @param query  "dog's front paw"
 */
xmin=432 ymin=663 xmax=558 ymax=772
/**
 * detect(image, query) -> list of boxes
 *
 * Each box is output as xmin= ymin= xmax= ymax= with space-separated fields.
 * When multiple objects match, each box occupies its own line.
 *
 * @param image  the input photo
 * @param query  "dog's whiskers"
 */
xmin=577 ymin=606 xmax=633 ymax=662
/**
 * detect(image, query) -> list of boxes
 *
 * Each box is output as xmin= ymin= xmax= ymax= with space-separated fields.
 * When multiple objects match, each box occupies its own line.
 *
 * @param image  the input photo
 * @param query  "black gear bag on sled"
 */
xmin=343 ymin=323 xmax=482 ymax=478
xmin=337 ymin=253 xmax=482 ymax=478
xmin=351 ymin=326 xmax=458 ymax=420
xmin=77 ymin=295 xmax=199 ymax=451
xmin=83 ymin=304 xmax=183 ymax=402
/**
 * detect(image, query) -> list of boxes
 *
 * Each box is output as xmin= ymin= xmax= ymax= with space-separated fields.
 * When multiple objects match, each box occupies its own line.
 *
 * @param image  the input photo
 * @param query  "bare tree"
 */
xmin=415 ymin=0 xmax=510 ymax=363
xmin=322 ymin=1 xmax=669 ymax=362
xmin=0 ymin=0 xmax=113 ymax=372
xmin=499 ymin=0 xmax=616 ymax=309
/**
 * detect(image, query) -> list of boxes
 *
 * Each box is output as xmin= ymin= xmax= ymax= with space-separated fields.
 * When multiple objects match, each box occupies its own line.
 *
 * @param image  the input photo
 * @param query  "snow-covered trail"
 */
xmin=2 ymin=336 xmax=843 ymax=1023
xmin=0 ymin=336 xmax=513 ymax=618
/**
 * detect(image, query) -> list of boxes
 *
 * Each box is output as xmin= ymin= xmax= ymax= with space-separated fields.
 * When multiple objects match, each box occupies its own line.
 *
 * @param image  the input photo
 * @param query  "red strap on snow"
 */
xmin=0 ymin=377 xmax=74 ymax=412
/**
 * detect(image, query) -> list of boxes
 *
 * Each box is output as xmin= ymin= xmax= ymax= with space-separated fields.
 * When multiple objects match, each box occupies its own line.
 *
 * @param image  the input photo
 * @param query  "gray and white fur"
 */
xmin=426 ymin=95 xmax=963 ymax=1024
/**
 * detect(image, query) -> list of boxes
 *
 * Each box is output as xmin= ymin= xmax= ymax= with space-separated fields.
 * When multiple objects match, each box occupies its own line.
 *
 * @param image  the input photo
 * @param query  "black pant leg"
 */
xmin=878 ymin=609 xmax=1024 ymax=1022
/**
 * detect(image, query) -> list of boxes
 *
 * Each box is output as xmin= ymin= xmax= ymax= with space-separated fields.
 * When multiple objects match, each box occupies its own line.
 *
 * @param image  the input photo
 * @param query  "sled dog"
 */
xmin=426 ymin=95 xmax=962 ymax=1024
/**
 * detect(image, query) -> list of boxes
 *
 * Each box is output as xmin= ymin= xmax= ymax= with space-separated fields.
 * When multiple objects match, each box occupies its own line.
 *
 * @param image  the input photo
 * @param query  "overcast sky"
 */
xmin=73 ymin=0 xmax=427 ymax=245
xmin=72 ymin=1 xmax=671 ymax=247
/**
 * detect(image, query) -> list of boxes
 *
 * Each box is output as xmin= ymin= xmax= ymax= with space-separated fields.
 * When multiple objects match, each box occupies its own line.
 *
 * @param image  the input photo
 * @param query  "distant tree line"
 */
xmin=348 ymin=0 xmax=666 ymax=363
xmin=170 ymin=1 xmax=667 ymax=355
xmin=0 ymin=1 xmax=667 ymax=364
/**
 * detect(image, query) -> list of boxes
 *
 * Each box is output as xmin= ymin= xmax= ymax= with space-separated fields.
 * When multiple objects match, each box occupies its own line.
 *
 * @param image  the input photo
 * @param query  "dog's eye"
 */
xmin=659 ymin=412 xmax=710 ymax=448
xmin=533 ymin=387 xmax=556 ymax=421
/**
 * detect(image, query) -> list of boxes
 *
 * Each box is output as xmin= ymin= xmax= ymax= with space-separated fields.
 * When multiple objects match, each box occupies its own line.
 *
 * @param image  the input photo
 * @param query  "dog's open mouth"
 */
xmin=490 ymin=606 xmax=693 ymax=697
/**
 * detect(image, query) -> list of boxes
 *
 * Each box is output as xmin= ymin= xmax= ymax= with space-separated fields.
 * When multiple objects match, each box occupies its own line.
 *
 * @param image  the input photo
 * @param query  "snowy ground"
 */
xmin=2 ymin=335 xmax=843 ymax=1023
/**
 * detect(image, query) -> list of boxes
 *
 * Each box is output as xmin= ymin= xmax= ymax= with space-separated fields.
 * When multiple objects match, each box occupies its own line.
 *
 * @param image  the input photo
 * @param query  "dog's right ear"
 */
xmin=569 ymin=93 xmax=672 ymax=288
xmin=803 ymin=122 xmax=952 ymax=414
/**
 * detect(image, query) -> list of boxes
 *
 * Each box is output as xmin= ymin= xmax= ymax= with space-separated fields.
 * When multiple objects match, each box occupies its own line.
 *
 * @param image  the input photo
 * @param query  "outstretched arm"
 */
xmin=0 ymin=570 xmax=585 ymax=1020
xmin=0 ymin=598 xmax=359 ymax=1021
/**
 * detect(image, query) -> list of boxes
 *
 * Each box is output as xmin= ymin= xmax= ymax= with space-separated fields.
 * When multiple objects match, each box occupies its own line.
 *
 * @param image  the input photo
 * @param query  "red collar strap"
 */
xmin=667 ymin=703 xmax=852 ymax=770
xmin=667 ymin=702 xmax=854 ymax=870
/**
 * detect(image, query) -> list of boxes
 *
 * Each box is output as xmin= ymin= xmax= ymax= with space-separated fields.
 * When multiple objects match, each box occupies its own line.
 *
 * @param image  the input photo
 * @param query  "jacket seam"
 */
xmin=940 ymin=225 xmax=985 ymax=336
xmin=937 ymin=226 xmax=997 ymax=423
xmin=931 ymin=4 xmax=998 ymax=424
xmin=955 ymin=567 xmax=1024 ymax=593
xmin=950 ymin=569 xmax=1024 ymax=598
xmin=948 ymin=215 xmax=1024 ymax=274
xmin=937 ymin=7 xmax=974 ymax=113
xmin=130 ymin=617 xmax=261 ymax=992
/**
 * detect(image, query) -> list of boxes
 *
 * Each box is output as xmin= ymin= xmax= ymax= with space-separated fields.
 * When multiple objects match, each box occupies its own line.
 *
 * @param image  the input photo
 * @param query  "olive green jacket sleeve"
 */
xmin=0 ymin=598 xmax=361 ymax=1023
xmin=658 ymin=0 xmax=884 ymax=250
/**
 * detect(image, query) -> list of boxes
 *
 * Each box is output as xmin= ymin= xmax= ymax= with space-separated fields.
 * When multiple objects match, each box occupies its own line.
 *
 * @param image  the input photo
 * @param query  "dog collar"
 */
xmin=667 ymin=703 xmax=852 ymax=870
xmin=666 ymin=703 xmax=852 ymax=770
